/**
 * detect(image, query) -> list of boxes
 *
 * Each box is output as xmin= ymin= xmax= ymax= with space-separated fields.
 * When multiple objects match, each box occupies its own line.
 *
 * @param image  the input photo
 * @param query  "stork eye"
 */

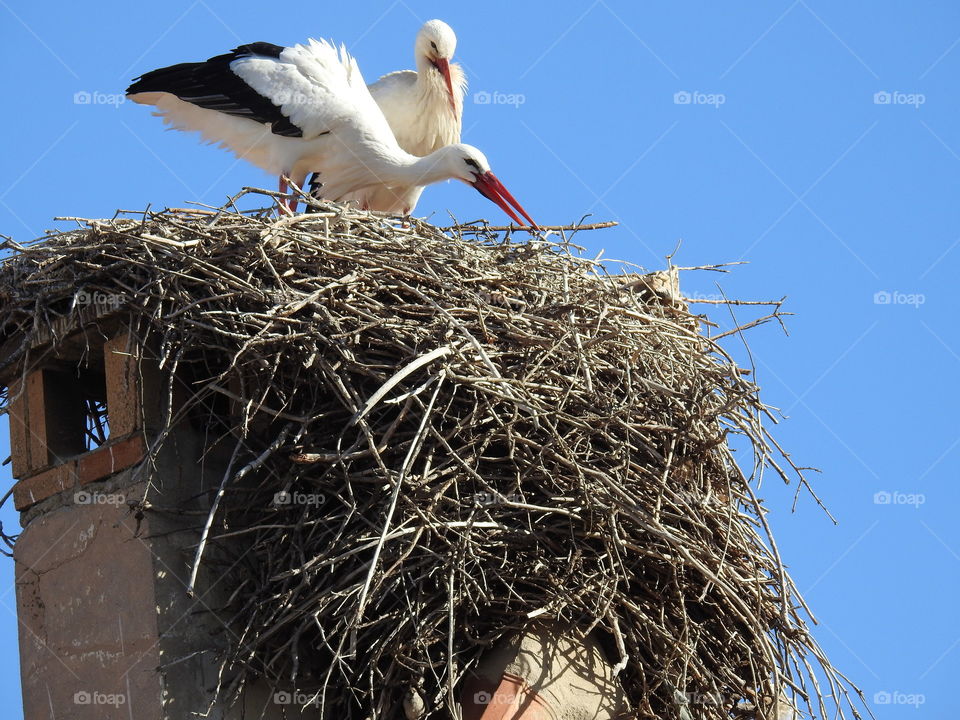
xmin=464 ymin=158 xmax=480 ymax=170
xmin=430 ymin=41 xmax=438 ymax=50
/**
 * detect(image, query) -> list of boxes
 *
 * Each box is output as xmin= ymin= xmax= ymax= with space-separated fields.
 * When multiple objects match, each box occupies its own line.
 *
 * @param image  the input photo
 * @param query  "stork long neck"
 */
xmin=372 ymin=146 xmax=458 ymax=189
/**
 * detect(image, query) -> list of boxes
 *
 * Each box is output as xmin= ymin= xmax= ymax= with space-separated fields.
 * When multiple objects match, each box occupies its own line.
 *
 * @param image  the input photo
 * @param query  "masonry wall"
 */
xmin=5 ymin=321 xmax=303 ymax=719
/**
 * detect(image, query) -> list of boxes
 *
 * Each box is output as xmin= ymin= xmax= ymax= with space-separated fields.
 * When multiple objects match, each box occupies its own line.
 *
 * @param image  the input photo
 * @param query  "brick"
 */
xmin=13 ymin=461 xmax=77 ymax=511
xmin=8 ymin=379 xmax=31 ymax=478
xmin=25 ymin=371 xmax=47 ymax=472
xmin=103 ymin=332 xmax=140 ymax=438
xmin=13 ymin=370 xmax=86 ymax=477
xmin=77 ymin=434 xmax=146 ymax=486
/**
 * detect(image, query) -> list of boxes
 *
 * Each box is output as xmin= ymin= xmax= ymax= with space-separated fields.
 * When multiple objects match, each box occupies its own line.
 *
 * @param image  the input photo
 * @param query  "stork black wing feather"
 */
xmin=126 ymin=43 xmax=303 ymax=138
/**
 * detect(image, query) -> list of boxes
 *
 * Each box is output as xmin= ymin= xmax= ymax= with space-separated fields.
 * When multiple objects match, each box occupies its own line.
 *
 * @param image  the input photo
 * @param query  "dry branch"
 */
xmin=0 ymin=189 xmax=865 ymax=720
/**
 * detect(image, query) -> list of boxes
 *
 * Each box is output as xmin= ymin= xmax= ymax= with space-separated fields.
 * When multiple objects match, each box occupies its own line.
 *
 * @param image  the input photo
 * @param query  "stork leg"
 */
xmin=278 ymin=176 xmax=290 ymax=214
xmin=287 ymin=173 xmax=308 ymax=213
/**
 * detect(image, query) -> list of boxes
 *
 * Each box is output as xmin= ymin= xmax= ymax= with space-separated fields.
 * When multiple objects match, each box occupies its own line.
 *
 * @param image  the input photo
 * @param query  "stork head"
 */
xmin=444 ymin=144 xmax=538 ymax=229
xmin=416 ymin=20 xmax=459 ymax=112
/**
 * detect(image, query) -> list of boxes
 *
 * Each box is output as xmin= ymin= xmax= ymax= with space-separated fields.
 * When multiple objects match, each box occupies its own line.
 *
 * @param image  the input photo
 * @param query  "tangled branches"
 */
xmin=0 ymin=191 xmax=864 ymax=720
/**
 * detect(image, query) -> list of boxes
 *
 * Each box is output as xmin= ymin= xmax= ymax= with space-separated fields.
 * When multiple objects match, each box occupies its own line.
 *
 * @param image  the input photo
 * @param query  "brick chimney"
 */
xmin=2 ymin=307 xmax=297 ymax=719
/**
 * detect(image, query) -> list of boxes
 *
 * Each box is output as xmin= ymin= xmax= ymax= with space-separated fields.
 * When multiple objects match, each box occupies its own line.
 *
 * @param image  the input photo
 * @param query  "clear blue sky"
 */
xmin=2 ymin=1 xmax=959 ymax=717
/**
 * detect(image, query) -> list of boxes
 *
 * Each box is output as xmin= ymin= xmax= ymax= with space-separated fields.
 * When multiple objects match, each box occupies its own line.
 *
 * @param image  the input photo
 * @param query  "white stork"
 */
xmin=126 ymin=39 xmax=536 ymax=226
xmin=373 ymin=19 xmax=465 ymax=156
xmin=333 ymin=19 xmax=466 ymax=214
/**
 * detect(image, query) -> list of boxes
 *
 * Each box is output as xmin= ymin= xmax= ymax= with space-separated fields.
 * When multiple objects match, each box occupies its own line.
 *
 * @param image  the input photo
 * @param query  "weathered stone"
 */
xmin=76 ymin=435 xmax=145 ymax=486
xmin=15 ymin=491 xmax=163 ymax=719
xmin=462 ymin=624 xmax=628 ymax=720
xmin=12 ymin=461 xmax=77 ymax=511
xmin=103 ymin=333 xmax=139 ymax=438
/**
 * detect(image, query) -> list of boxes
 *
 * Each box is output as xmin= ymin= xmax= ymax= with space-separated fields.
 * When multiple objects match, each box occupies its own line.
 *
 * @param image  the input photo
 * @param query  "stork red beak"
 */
xmin=472 ymin=171 xmax=539 ymax=229
xmin=431 ymin=57 xmax=457 ymax=114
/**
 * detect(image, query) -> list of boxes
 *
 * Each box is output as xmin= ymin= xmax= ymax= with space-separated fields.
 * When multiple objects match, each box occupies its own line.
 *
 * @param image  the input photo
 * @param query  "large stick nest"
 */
xmin=0 ymin=191 xmax=863 ymax=720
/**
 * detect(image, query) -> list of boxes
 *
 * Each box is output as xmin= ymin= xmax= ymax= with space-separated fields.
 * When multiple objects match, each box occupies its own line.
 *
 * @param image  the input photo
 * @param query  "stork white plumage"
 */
xmin=334 ymin=19 xmax=467 ymax=214
xmin=375 ymin=20 xmax=464 ymax=154
xmin=126 ymin=38 xmax=535 ymax=226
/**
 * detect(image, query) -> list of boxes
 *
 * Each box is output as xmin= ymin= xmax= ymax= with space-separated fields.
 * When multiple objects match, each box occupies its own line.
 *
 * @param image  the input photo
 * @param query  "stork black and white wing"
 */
xmin=127 ymin=43 xmax=302 ymax=137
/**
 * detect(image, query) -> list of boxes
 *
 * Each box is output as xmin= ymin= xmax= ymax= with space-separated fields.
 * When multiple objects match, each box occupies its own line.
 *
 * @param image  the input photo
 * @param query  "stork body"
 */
xmin=335 ymin=19 xmax=466 ymax=214
xmin=126 ymin=38 xmax=534 ymax=225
